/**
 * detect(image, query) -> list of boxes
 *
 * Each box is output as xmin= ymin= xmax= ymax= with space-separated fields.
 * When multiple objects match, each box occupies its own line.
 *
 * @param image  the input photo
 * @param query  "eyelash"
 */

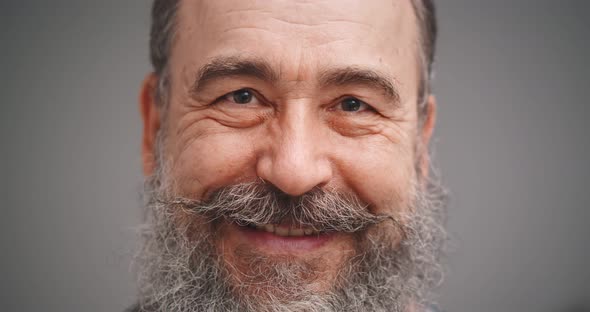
xmin=215 ymin=89 xmax=377 ymax=114
xmin=212 ymin=88 xmax=263 ymax=106
xmin=334 ymin=96 xmax=375 ymax=113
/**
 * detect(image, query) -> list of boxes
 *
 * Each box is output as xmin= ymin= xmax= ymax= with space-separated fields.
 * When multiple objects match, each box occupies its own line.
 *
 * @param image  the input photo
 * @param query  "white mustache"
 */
xmin=159 ymin=182 xmax=393 ymax=233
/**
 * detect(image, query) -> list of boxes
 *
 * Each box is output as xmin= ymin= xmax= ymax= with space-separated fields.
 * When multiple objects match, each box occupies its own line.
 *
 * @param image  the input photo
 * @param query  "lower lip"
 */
xmin=234 ymin=224 xmax=335 ymax=253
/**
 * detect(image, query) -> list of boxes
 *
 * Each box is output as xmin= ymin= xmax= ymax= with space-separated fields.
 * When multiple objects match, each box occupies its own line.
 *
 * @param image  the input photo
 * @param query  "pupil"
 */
xmin=342 ymin=98 xmax=361 ymax=111
xmin=233 ymin=89 xmax=252 ymax=104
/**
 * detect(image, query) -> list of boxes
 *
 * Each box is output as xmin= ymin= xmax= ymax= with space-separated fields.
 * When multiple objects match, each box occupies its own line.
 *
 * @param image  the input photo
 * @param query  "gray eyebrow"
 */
xmin=190 ymin=55 xmax=401 ymax=106
xmin=190 ymin=56 xmax=279 ymax=94
xmin=319 ymin=66 xmax=401 ymax=105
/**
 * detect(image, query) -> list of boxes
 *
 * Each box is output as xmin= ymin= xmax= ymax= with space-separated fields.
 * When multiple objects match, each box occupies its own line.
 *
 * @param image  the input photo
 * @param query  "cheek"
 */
xmin=333 ymin=135 xmax=416 ymax=215
xmin=168 ymin=123 xmax=259 ymax=198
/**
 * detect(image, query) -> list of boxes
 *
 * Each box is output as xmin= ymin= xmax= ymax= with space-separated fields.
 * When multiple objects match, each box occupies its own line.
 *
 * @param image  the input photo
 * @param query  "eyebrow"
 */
xmin=190 ymin=55 xmax=278 ymax=94
xmin=319 ymin=67 xmax=401 ymax=104
xmin=190 ymin=56 xmax=401 ymax=105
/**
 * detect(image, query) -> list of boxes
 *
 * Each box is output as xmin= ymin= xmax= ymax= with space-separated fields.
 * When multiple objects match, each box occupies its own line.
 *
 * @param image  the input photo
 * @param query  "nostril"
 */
xmin=256 ymin=159 xmax=333 ymax=197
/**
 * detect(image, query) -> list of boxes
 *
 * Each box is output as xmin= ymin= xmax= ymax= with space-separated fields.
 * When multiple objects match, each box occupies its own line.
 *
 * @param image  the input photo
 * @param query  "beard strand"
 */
xmin=134 ymin=172 xmax=447 ymax=312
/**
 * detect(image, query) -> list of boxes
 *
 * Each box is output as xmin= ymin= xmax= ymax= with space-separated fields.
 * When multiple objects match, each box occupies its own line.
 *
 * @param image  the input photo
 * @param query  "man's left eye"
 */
xmin=339 ymin=97 xmax=370 ymax=112
xmin=223 ymin=88 xmax=259 ymax=105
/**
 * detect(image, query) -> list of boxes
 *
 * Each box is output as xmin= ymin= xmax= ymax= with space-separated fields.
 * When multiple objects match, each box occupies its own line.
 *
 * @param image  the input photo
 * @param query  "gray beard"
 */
xmin=134 ymin=175 xmax=447 ymax=312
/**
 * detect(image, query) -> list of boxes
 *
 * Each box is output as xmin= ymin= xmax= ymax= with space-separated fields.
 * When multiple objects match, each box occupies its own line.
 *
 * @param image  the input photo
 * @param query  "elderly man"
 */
xmin=131 ymin=0 xmax=447 ymax=311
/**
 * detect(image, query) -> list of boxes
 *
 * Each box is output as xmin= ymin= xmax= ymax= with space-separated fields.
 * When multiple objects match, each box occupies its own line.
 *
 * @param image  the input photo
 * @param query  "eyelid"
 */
xmin=331 ymin=96 xmax=375 ymax=113
xmin=214 ymin=88 xmax=265 ymax=106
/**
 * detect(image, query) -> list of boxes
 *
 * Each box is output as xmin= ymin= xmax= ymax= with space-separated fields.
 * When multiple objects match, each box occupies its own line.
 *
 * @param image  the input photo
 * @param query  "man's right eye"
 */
xmin=223 ymin=88 xmax=258 ymax=105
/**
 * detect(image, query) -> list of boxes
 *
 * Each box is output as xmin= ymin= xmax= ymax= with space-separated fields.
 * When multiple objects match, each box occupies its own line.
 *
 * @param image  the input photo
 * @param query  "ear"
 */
xmin=419 ymin=94 xmax=437 ymax=180
xmin=139 ymin=73 xmax=162 ymax=177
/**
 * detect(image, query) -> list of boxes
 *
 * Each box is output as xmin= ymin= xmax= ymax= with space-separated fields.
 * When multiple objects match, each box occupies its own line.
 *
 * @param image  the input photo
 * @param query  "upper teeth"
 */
xmin=255 ymin=224 xmax=319 ymax=237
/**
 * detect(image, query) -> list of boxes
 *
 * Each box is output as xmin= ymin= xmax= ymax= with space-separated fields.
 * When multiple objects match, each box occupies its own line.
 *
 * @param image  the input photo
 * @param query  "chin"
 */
xmin=216 ymin=221 xmax=361 ymax=299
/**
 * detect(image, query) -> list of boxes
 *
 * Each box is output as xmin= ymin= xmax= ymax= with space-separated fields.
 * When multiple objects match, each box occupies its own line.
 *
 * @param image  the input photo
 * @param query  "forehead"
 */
xmin=173 ymin=0 xmax=420 ymax=94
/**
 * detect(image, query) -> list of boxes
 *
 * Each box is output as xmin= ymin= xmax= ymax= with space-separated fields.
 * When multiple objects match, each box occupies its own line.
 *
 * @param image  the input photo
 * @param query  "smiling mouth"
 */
xmin=232 ymin=221 xmax=334 ymax=253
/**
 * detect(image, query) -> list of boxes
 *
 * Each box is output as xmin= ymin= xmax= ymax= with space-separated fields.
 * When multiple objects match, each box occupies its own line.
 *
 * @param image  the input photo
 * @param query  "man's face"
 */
xmin=138 ymin=0 xmax=443 ymax=311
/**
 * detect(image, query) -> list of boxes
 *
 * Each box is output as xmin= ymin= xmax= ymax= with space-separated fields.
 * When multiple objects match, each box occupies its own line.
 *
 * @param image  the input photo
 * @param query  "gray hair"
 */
xmin=135 ymin=179 xmax=447 ymax=311
xmin=149 ymin=0 xmax=437 ymax=114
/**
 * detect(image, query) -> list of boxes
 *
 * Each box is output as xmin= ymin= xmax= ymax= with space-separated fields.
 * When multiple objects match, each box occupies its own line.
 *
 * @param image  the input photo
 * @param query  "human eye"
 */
xmin=221 ymin=88 xmax=261 ymax=106
xmin=336 ymin=96 xmax=373 ymax=113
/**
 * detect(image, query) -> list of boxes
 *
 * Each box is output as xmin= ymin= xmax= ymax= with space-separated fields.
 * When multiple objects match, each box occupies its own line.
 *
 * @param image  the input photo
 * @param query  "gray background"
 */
xmin=1 ymin=1 xmax=588 ymax=311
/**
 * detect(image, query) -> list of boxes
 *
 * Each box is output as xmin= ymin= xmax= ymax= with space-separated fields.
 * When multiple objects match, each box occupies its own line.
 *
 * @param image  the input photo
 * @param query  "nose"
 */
xmin=256 ymin=105 xmax=333 ymax=196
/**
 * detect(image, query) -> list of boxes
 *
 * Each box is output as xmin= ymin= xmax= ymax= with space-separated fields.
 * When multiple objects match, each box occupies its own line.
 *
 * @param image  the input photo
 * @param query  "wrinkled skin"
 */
xmin=139 ymin=0 xmax=438 ymax=310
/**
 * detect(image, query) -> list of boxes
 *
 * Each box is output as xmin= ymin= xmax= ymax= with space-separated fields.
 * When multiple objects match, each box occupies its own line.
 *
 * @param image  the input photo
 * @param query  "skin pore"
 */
xmin=138 ymin=0 xmax=440 ymax=311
